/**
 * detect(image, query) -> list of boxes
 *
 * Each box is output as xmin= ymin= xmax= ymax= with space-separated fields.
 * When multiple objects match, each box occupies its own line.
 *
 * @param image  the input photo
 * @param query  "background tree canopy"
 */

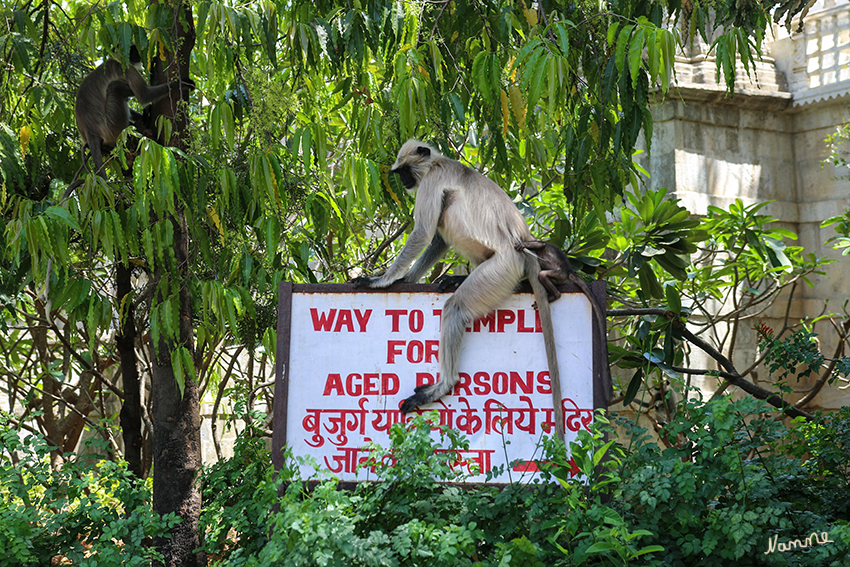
xmin=0 ymin=0 xmax=831 ymax=563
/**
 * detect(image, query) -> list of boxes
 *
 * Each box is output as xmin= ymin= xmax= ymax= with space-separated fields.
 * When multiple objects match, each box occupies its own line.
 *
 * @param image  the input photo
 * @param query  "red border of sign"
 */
xmin=272 ymin=281 xmax=609 ymax=475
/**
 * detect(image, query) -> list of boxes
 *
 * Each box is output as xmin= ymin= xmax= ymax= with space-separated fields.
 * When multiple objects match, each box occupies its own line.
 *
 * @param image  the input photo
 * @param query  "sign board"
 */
xmin=273 ymin=282 xmax=607 ymax=483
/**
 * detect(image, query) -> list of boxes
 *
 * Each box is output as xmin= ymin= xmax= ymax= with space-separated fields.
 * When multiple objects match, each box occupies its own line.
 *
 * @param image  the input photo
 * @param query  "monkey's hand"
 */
xmin=515 ymin=240 xmax=544 ymax=253
xmin=351 ymin=275 xmax=398 ymax=288
xmin=434 ymin=274 xmax=467 ymax=292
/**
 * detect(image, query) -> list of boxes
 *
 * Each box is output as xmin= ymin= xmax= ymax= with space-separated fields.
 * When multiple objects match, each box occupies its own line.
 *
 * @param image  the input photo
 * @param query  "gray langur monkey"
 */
xmin=354 ymin=139 xmax=566 ymax=439
xmin=64 ymin=45 xmax=194 ymax=197
xmin=515 ymin=240 xmax=611 ymax=398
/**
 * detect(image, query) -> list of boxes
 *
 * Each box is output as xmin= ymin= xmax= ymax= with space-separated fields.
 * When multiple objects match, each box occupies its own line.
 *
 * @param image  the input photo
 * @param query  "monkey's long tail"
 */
xmin=524 ymin=253 xmax=565 ymax=442
xmin=567 ymin=272 xmax=612 ymax=405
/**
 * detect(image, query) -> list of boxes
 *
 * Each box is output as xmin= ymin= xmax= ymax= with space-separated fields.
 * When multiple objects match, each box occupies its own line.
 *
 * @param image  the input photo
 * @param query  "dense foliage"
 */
xmin=1 ymin=0 xmax=845 ymax=561
xmin=0 ymin=414 xmax=179 ymax=566
xmin=152 ymin=404 xmax=850 ymax=566
xmin=6 ymin=404 xmax=850 ymax=565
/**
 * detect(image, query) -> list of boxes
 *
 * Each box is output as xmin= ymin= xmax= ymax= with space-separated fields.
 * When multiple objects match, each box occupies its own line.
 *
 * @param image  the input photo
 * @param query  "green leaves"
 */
xmin=757 ymin=325 xmax=838 ymax=383
xmin=472 ymin=51 xmax=500 ymax=106
xmin=617 ymin=187 xmax=704 ymax=299
xmin=610 ymin=18 xmax=677 ymax=93
xmin=171 ymin=346 xmax=195 ymax=399
xmin=704 ymin=199 xmax=800 ymax=273
xmin=711 ymin=27 xmax=761 ymax=92
xmin=0 ymin=417 xmax=180 ymax=565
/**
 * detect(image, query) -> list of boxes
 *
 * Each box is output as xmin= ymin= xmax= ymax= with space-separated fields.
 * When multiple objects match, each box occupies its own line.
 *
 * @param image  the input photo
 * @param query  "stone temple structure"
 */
xmin=638 ymin=0 xmax=850 ymax=410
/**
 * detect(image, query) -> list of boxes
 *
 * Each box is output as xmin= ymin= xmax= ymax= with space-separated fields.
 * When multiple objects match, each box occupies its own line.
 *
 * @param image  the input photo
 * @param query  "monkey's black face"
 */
xmin=391 ymin=164 xmax=418 ymax=189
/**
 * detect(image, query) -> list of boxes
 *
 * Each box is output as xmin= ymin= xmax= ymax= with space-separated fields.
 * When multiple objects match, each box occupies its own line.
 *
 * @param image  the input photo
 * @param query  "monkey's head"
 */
xmin=390 ymin=139 xmax=438 ymax=190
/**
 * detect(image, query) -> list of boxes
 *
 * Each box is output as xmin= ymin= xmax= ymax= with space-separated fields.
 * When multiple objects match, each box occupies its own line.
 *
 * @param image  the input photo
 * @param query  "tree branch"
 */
xmin=795 ymin=318 xmax=850 ymax=408
xmin=678 ymin=324 xmax=814 ymax=420
xmin=365 ymin=221 xmax=410 ymax=270
xmin=47 ymin=320 xmax=124 ymax=399
xmin=609 ymin=307 xmax=815 ymax=419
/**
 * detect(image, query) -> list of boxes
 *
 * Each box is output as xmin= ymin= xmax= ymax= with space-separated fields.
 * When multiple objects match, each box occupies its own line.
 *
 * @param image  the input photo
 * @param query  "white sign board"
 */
xmin=273 ymin=283 xmax=605 ymax=483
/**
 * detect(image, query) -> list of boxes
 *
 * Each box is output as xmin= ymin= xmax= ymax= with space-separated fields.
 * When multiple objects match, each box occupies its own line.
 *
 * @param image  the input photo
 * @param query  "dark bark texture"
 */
xmin=146 ymin=2 xmax=205 ymax=565
xmin=116 ymin=260 xmax=143 ymax=478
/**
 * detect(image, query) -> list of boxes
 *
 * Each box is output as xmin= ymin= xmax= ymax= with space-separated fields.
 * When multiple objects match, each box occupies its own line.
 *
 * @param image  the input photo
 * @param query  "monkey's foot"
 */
xmin=399 ymin=384 xmax=434 ymax=414
xmin=434 ymin=274 xmax=467 ymax=292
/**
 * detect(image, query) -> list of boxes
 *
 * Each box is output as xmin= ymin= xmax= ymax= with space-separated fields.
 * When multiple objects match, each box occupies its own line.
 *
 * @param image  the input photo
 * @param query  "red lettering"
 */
xmin=517 ymin=310 xmax=534 ymax=333
xmin=407 ymin=340 xmax=424 ymax=363
xmin=497 ymin=310 xmax=516 ymax=333
xmin=311 ymin=308 xmax=336 ymax=331
xmin=473 ymin=312 xmax=496 ymax=332
xmin=473 ymin=372 xmax=490 ymax=395
xmin=425 ymin=340 xmax=439 ymax=363
xmin=453 ymin=373 xmax=472 ymax=396
xmin=333 ymin=310 xmax=355 ymax=332
xmin=432 ymin=309 xmax=442 ymax=330
xmin=416 ymin=372 xmax=436 ymax=387
xmin=510 ymin=371 xmax=534 ymax=394
xmin=537 ymin=371 xmax=551 ymax=394
xmin=363 ymin=373 xmax=379 ymax=395
xmin=323 ymin=373 xmax=344 ymax=395
xmin=409 ymin=309 xmax=424 ymax=332
xmin=323 ymin=372 xmax=401 ymax=396
xmin=382 ymin=373 xmax=400 ymax=395
xmin=535 ymin=311 xmax=542 ymax=333
xmin=345 ymin=373 xmax=362 ymax=396
xmin=354 ymin=309 xmax=372 ymax=332
xmin=493 ymin=371 xmax=508 ymax=394
xmin=387 ymin=340 xmax=405 ymax=363
xmin=386 ymin=309 xmax=406 ymax=332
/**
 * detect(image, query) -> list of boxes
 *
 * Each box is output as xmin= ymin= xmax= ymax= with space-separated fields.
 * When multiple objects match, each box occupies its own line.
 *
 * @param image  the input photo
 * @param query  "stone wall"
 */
xmin=638 ymin=0 xmax=850 ymax=410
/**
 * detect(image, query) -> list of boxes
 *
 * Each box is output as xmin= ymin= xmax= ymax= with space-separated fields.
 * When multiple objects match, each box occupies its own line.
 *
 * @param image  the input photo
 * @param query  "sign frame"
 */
xmin=272 ymin=281 xmax=609 ymax=478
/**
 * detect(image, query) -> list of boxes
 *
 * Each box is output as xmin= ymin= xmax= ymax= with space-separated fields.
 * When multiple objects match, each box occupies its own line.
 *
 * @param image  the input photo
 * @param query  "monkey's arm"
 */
xmin=125 ymin=65 xmax=193 ymax=106
xmin=400 ymin=233 xmax=449 ymax=283
xmin=355 ymin=184 xmax=443 ymax=288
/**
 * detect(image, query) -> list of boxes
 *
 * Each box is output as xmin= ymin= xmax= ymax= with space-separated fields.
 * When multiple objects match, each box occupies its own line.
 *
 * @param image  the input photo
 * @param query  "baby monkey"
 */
xmin=515 ymin=240 xmax=610 ymax=399
xmin=514 ymin=240 xmax=573 ymax=303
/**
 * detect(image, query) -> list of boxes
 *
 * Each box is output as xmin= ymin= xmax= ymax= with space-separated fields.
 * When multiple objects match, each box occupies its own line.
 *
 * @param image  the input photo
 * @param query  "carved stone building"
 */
xmin=639 ymin=0 xmax=850 ymax=409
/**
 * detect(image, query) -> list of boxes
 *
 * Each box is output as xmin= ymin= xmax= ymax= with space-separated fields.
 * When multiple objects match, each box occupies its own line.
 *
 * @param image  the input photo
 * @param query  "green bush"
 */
xmin=7 ymin=399 xmax=850 ymax=565
xmin=786 ymin=406 xmax=850 ymax=522
xmin=200 ymin=402 xmax=850 ymax=566
xmin=614 ymin=396 xmax=850 ymax=566
xmin=0 ymin=415 xmax=179 ymax=566
xmin=201 ymin=413 xmax=662 ymax=566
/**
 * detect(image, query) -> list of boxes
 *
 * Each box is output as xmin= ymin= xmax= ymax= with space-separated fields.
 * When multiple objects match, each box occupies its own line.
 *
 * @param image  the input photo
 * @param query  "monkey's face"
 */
xmin=390 ymin=164 xmax=418 ymax=189
xmin=390 ymin=141 xmax=434 ymax=190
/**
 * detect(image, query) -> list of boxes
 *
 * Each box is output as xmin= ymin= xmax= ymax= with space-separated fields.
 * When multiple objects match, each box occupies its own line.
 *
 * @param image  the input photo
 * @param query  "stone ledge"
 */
xmin=792 ymin=86 xmax=850 ymax=108
xmin=652 ymin=84 xmax=794 ymax=112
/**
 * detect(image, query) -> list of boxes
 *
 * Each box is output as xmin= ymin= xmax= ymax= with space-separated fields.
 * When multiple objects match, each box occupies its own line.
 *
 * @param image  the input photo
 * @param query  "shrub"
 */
xmin=614 ymin=395 xmax=850 ymax=566
xmin=0 ymin=415 xmax=179 ymax=566
xmin=202 ymin=412 xmax=662 ymax=566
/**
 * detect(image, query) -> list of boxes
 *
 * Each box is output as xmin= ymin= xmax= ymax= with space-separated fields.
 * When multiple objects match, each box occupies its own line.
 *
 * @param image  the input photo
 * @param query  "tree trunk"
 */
xmin=117 ymin=261 xmax=143 ymax=478
xmin=150 ymin=225 xmax=204 ymax=565
xmin=145 ymin=2 xmax=205 ymax=565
